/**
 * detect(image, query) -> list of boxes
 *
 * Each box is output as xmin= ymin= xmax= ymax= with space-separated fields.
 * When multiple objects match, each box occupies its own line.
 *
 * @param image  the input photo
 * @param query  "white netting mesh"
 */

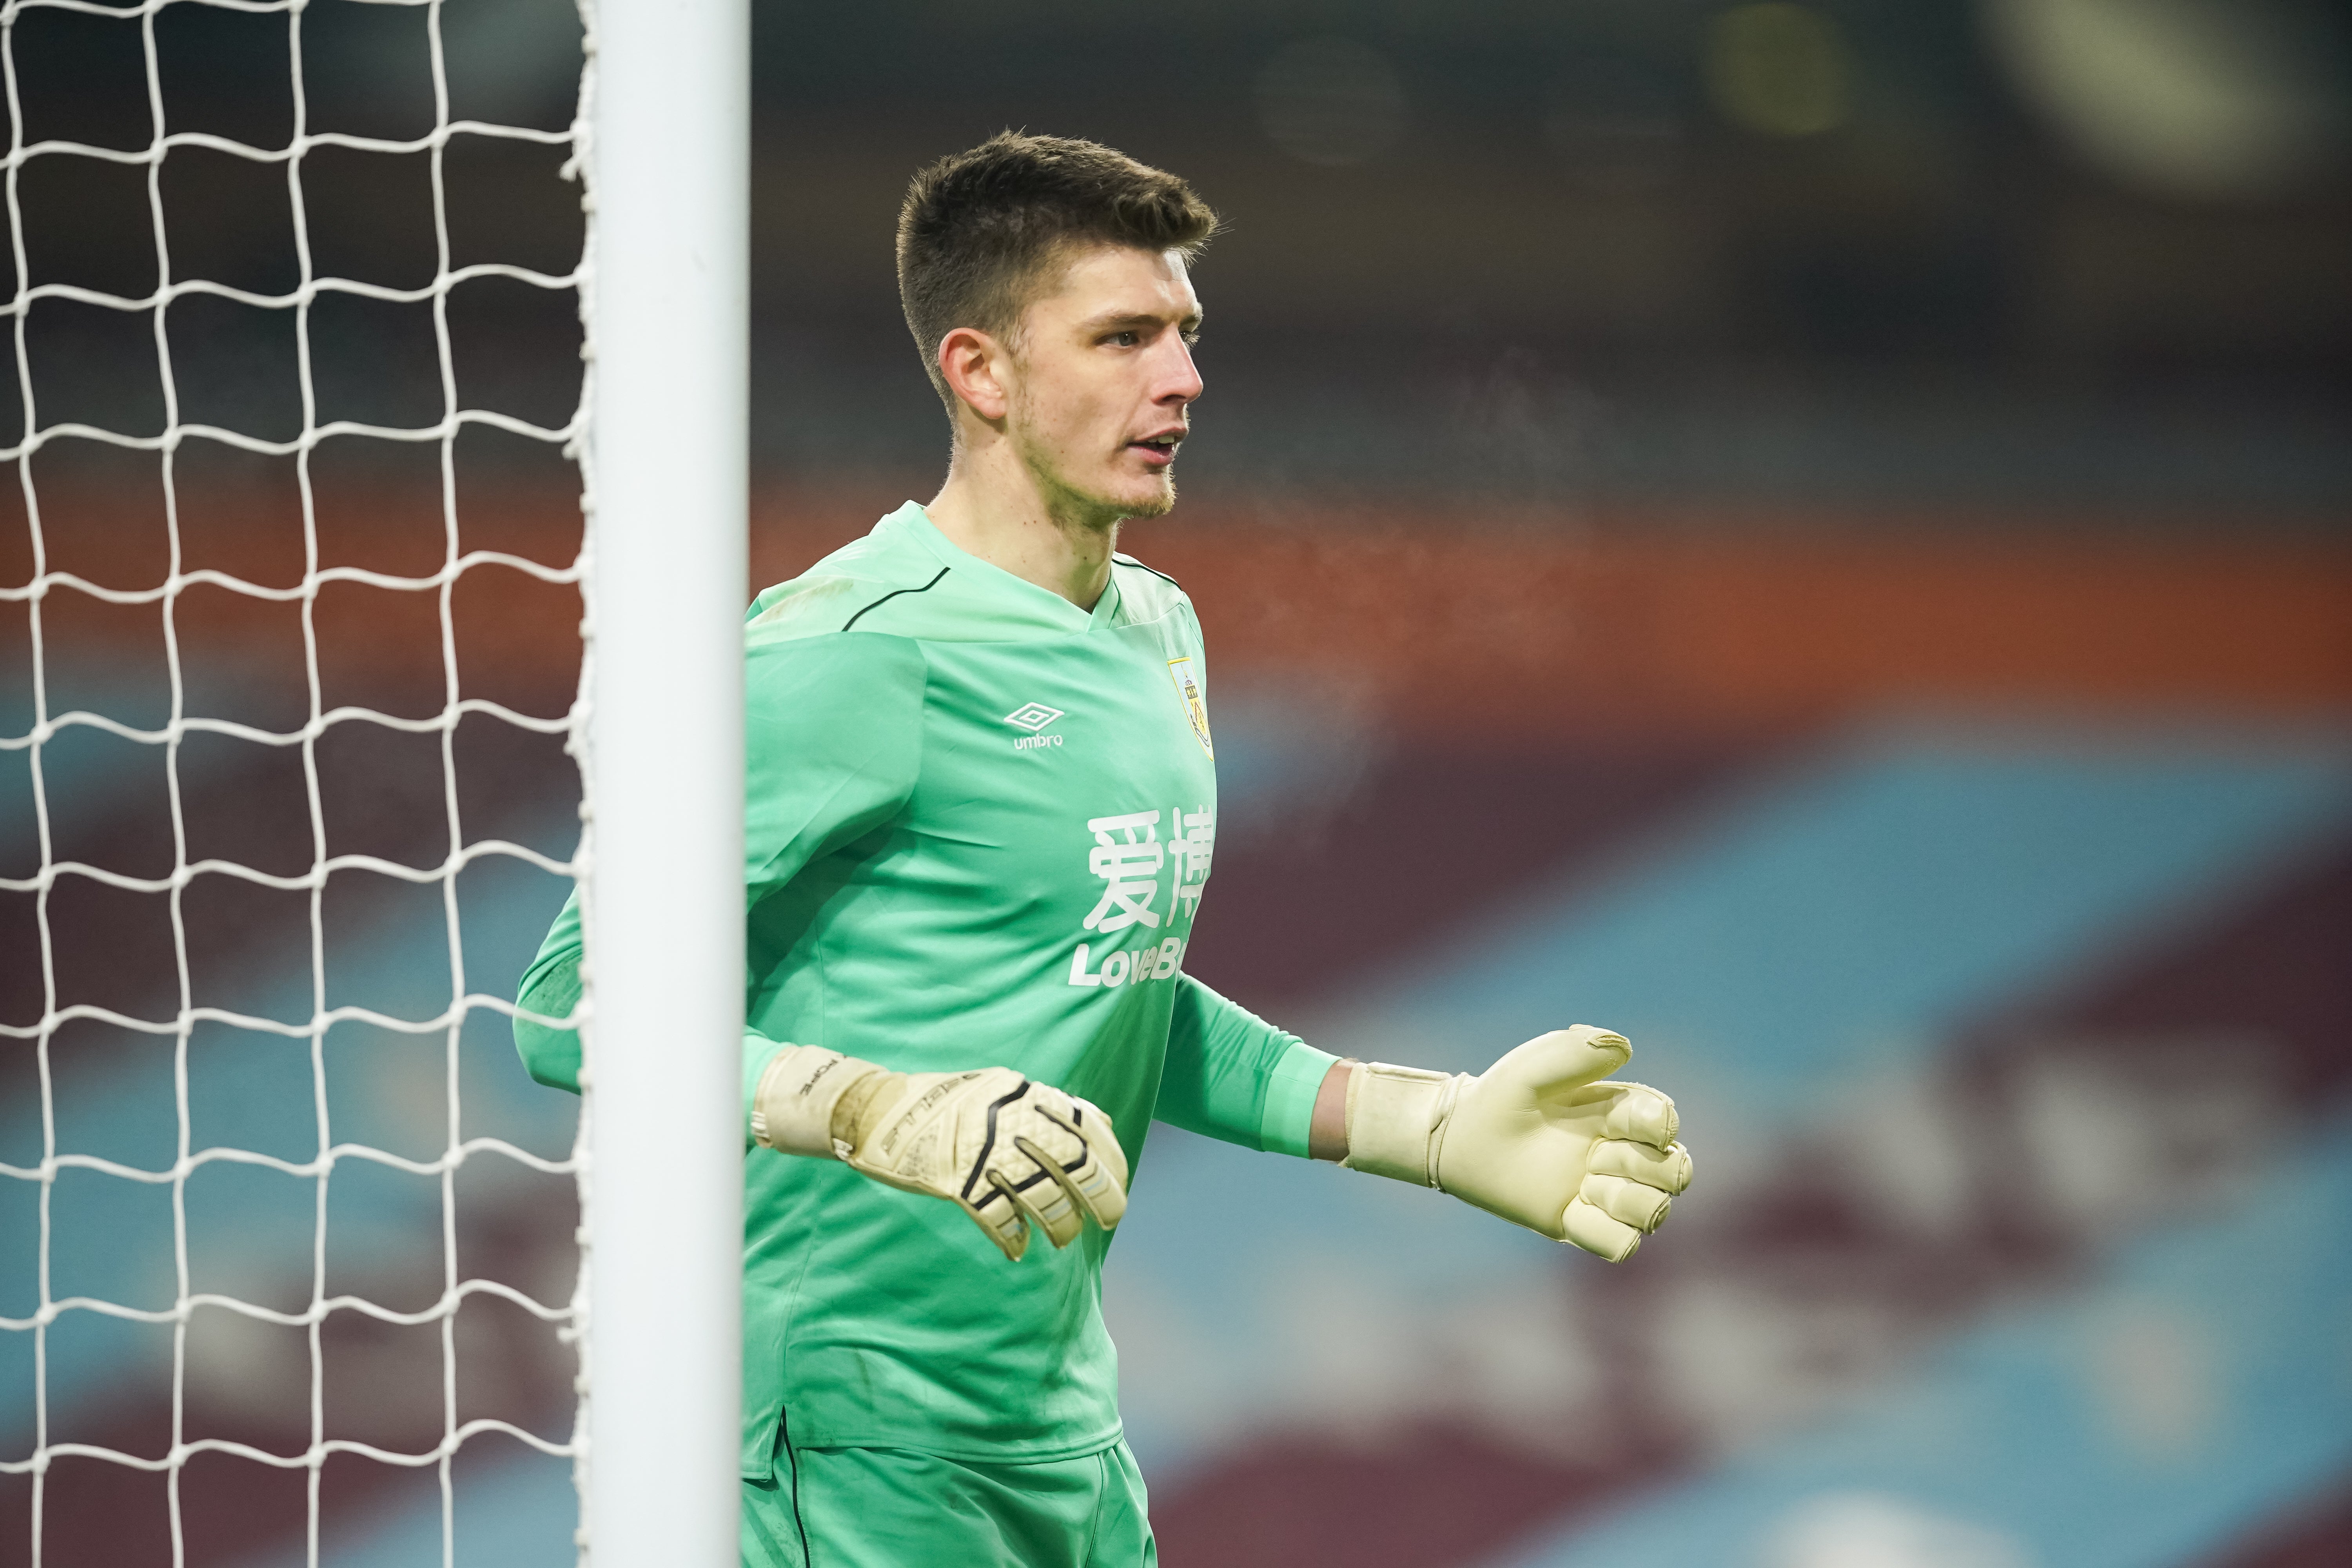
xmin=0 ymin=0 xmax=593 ymax=1561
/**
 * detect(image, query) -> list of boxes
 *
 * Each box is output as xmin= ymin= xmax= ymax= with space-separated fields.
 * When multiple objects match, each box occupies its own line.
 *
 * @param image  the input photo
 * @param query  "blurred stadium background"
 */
xmin=5 ymin=1 xmax=2349 ymax=1564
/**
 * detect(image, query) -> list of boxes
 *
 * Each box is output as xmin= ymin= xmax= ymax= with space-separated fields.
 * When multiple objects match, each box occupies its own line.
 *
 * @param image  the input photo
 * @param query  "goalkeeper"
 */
xmin=515 ymin=132 xmax=1693 ymax=1568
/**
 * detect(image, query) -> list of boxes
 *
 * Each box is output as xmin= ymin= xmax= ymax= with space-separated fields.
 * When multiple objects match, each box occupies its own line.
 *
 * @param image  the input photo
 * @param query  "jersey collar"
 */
xmin=889 ymin=502 xmax=1126 ymax=634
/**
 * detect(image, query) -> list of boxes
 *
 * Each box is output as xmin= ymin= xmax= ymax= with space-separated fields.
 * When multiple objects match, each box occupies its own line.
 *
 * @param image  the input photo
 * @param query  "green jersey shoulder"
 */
xmin=744 ymin=502 xmax=1198 ymax=651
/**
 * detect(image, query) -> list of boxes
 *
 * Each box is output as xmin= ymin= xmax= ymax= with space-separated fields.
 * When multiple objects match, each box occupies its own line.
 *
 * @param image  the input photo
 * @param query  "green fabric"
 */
xmin=1157 ymin=981 xmax=1335 ymax=1158
xmin=740 ymin=1440 xmax=1156 ymax=1568
xmin=1261 ymin=1034 xmax=1339 ymax=1159
xmin=514 ymin=502 xmax=1331 ymax=1474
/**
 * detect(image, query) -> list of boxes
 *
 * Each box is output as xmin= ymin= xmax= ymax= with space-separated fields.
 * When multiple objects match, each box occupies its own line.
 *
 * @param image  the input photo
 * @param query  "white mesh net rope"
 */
xmin=0 ymin=0 xmax=595 ymax=1561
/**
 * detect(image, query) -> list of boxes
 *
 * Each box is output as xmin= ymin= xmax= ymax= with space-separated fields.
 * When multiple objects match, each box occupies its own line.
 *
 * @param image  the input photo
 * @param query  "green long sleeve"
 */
xmin=1156 ymin=975 xmax=1337 ymax=1158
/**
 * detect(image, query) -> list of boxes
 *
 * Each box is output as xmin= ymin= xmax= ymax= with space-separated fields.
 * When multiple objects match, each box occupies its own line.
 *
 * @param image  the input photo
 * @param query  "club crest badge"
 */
xmin=1166 ymin=657 xmax=1213 ymax=759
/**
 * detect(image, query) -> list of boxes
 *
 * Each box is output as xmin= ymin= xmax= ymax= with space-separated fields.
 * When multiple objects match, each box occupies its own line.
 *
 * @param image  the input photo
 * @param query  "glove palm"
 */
xmin=1346 ymin=1026 xmax=1692 ymax=1261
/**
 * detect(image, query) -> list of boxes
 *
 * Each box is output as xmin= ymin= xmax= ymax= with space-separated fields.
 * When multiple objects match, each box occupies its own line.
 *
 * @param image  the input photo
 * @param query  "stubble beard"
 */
xmin=1015 ymin=422 xmax=1176 ymax=532
xmin=1120 ymin=473 xmax=1178 ymax=523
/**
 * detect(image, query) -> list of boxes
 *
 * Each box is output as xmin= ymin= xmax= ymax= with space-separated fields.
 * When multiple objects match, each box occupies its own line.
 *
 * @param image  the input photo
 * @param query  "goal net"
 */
xmin=0 ymin=0 xmax=744 ymax=1563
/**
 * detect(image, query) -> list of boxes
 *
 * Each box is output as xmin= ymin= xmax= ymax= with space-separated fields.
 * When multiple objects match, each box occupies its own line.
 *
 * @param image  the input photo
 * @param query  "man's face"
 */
xmin=1003 ymin=243 xmax=1203 ymax=524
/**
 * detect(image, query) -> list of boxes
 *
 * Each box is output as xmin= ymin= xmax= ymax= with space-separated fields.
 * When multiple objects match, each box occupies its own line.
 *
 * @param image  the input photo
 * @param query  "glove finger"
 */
xmin=949 ymin=1078 xmax=1076 ymax=1243
xmin=1000 ymin=1084 xmax=1096 ymax=1172
xmin=1598 ymin=1082 xmax=1680 ymax=1149
xmin=1045 ymin=1098 xmax=1129 ymax=1230
xmin=998 ymin=1097 xmax=1092 ymax=1178
xmin=1489 ymin=1026 xmax=1633 ymax=1097
xmin=1004 ymin=1138 xmax=1087 ymax=1250
xmin=991 ymin=1087 xmax=1118 ymax=1243
xmin=1586 ymin=1138 xmax=1693 ymax=1195
xmin=1581 ymin=1171 xmax=1671 ymax=1232
xmin=1067 ymin=1096 xmax=1130 ymax=1185
xmin=1563 ymin=1197 xmax=1642 ymax=1262
xmin=960 ymin=1184 xmax=1031 ymax=1262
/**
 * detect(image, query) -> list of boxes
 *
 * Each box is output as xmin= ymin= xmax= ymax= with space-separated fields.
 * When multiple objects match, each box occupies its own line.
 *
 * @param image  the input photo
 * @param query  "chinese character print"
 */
xmin=1082 ymin=810 xmax=1164 ymax=933
xmin=1168 ymin=806 xmax=1213 ymax=924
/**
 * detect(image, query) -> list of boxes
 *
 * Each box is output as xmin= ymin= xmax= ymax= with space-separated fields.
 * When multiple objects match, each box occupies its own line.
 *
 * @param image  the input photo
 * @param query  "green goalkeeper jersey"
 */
xmin=515 ymin=502 xmax=1336 ymax=1473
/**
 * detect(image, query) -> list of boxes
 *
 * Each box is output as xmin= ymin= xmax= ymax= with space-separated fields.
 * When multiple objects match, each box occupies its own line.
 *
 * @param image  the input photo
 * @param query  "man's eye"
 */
xmin=1107 ymin=331 xmax=1140 ymax=347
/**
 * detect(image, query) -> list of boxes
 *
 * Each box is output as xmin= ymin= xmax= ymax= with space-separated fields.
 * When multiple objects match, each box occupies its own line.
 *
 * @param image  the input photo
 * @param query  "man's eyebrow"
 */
xmin=1080 ymin=306 xmax=1206 ymax=332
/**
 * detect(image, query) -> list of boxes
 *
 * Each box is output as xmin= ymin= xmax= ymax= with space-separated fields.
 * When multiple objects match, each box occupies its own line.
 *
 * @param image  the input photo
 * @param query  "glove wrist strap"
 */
xmin=751 ymin=1044 xmax=889 ymax=1158
xmin=1340 ymin=1061 xmax=1466 ymax=1188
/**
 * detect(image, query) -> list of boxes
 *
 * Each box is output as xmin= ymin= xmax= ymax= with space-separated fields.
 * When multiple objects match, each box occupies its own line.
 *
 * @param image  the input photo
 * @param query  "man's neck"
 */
xmin=924 ymin=448 xmax=1119 ymax=612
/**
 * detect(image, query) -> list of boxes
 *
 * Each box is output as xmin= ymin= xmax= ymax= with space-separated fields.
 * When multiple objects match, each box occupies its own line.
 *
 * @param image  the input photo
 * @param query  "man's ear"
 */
xmin=938 ymin=327 xmax=1011 ymax=424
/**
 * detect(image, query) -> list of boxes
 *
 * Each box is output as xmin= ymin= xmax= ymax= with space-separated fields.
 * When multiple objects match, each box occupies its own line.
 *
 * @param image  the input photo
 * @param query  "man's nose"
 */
xmin=1155 ymin=339 xmax=1203 ymax=404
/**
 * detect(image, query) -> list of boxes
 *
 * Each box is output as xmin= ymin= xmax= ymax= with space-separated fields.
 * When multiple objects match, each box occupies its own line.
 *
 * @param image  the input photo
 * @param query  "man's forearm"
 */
xmin=1308 ymin=1060 xmax=1353 ymax=1161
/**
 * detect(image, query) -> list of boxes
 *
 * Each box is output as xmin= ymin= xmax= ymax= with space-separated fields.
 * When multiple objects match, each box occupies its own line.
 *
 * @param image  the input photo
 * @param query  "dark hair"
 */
xmin=897 ymin=132 xmax=1218 ymax=408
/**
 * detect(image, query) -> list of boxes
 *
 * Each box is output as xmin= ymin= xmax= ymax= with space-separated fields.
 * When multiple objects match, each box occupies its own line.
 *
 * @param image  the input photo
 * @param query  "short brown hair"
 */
xmin=897 ymin=132 xmax=1218 ymax=408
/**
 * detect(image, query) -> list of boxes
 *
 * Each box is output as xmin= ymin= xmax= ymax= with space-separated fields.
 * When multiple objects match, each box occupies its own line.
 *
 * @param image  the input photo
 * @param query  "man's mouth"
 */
xmin=1127 ymin=430 xmax=1185 ymax=467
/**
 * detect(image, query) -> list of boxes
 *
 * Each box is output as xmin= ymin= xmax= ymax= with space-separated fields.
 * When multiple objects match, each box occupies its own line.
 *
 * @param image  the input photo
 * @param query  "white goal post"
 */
xmin=580 ymin=0 xmax=749 ymax=1560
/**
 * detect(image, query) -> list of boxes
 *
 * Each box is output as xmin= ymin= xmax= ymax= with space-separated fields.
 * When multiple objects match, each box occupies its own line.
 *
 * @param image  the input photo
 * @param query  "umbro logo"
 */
xmin=1004 ymin=702 xmax=1065 ymax=732
xmin=1005 ymin=702 xmax=1067 ymax=752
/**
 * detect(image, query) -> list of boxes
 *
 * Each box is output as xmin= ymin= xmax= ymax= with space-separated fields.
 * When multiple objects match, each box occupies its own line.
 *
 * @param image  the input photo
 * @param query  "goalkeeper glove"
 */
xmin=751 ymin=1043 xmax=1129 ymax=1261
xmin=1342 ymin=1025 xmax=1691 ymax=1262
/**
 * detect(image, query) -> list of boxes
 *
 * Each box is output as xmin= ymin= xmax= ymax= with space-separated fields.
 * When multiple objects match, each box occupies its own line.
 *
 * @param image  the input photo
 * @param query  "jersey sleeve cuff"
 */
xmin=1258 ymin=1038 xmax=1340 ymax=1159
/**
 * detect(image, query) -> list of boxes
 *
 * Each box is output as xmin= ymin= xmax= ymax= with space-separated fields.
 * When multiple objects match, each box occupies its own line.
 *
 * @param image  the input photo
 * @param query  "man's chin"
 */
xmin=1042 ymin=464 xmax=1176 ymax=527
xmin=1108 ymin=474 xmax=1178 ymax=522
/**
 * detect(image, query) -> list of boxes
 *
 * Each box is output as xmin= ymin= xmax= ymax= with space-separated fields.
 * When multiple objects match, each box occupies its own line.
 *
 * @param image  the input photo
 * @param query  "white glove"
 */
xmin=1342 ymin=1026 xmax=1691 ymax=1262
xmin=751 ymin=1043 xmax=1129 ymax=1261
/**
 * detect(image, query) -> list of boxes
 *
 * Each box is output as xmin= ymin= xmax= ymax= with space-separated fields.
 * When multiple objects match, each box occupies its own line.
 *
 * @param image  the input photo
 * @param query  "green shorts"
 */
xmin=740 ymin=1439 xmax=1156 ymax=1568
